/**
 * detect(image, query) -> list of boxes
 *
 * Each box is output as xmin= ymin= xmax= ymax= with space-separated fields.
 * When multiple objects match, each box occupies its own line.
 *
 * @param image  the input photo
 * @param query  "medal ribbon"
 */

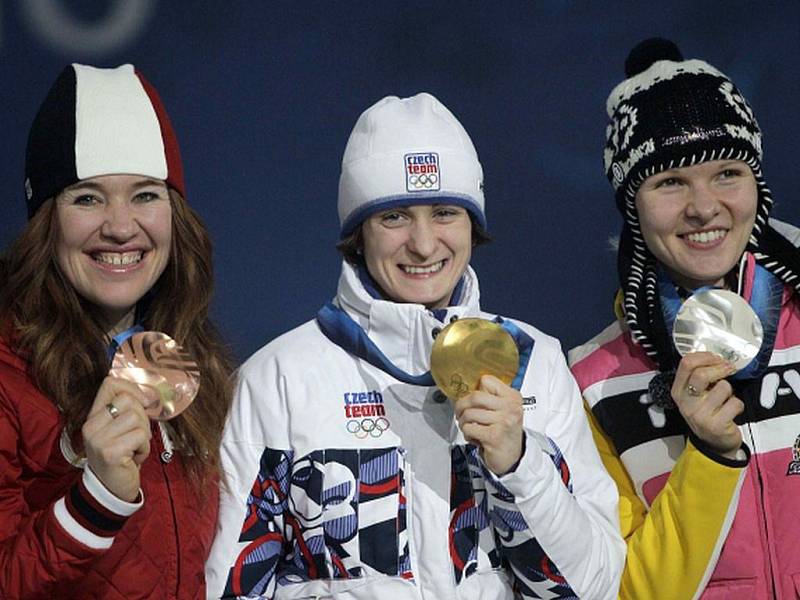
xmin=494 ymin=316 xmax=534 ymax=390
xmin=107 ymin=324 xmax=145 ymax=363
xmin=316 ymin=303 xmax=533 ymax=389
xmin=658 ymin=263 xmax=782 ymax=380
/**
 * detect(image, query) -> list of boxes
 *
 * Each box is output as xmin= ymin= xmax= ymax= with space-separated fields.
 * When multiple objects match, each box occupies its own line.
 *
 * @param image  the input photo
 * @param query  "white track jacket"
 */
xmin=206 ymin=262 xmax=623 ymax=599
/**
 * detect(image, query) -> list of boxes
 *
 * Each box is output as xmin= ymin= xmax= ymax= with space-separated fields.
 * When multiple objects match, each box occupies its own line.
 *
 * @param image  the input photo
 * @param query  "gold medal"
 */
xmin=109 ymin=331 xmax=201 ymax=421
xmin=430 ymin=318 xmax=519 ymax=400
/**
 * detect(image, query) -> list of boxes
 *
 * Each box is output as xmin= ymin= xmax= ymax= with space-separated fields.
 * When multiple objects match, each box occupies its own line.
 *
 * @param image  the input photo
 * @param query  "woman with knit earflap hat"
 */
xmin=206 ymin=92 xmax=624 ymax=599
xmin=0 ymin=64 xmax=234 ymax=598
xmin=569 ymin=38 xmax=800 ymax=599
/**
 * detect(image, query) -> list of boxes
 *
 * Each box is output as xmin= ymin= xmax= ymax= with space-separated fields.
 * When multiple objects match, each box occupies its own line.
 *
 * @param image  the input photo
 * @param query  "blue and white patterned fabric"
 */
xmin=206 ymin=261 xmax=624 ymax=599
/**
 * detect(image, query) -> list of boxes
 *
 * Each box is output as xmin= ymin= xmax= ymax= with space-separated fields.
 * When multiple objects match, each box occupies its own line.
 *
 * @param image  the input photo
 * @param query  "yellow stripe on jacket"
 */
xmin=584 ymin=404 xmax=746 ymax=600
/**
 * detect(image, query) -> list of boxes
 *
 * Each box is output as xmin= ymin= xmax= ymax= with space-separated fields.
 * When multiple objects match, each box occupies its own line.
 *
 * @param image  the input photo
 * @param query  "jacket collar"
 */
xmin=334 ymin=261 xmax=482 ymax=376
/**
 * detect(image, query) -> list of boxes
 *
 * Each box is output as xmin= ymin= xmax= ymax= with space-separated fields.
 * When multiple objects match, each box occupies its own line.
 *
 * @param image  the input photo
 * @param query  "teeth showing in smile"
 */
xmin=685 ymin=229 xmax=726 ymax=244
xmin=402 ymin=260 xmax=445 ymax=274
xmin=93 ymin=252 xmax=143 ymax=266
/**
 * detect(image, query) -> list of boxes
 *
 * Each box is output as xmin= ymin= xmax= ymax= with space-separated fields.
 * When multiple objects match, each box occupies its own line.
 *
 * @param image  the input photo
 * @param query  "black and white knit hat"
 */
xmin=25 ymin=63 xmax=185 ymax=218
xmin=605 ymin=38 xmax=763 ymax=200
xmin=337 ymin=92 xmax=485 ymax=237
xmin=606 ymin=38 xmax=800 ymax=369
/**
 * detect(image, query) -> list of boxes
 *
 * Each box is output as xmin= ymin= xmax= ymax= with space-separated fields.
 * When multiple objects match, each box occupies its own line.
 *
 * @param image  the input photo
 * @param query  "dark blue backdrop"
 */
xmin=2 ymin=2 xmax=799 ymax=361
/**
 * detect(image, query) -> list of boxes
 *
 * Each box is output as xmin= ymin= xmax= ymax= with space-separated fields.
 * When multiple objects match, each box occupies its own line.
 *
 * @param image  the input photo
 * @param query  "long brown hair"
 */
xmin=0 ymin=190 xmax=234 ymax=490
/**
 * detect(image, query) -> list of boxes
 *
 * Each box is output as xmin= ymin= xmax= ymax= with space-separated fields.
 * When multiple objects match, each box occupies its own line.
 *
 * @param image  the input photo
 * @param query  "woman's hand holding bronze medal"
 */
xmin=82 ymin=376 xmax=153 ymax=502
xmin=82 ymin=332 xmax=201 ymax=501
xmin=430 ymin=319 xmax=524 ymax=474
xmin=670 ymin=290 xmax=762 ymax=458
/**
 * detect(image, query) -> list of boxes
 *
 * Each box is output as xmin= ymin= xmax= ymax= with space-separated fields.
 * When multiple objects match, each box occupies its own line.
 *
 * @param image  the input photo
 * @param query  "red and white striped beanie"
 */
xmin=24 ymin=63 xmax=184 ymax=218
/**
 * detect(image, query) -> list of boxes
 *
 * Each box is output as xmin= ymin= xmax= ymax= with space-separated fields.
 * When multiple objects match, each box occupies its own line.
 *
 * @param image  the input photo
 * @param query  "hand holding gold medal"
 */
xmin=430 ymin=318 xmax=524 ymax=475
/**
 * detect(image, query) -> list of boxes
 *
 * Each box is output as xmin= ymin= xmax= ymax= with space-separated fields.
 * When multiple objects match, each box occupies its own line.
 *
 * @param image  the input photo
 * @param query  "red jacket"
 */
xmin=0 ymin=338 xmax=218 ymax=599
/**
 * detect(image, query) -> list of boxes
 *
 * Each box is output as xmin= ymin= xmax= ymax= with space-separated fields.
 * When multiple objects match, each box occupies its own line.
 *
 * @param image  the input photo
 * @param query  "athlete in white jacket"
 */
xmin=206 ymin=93 xmax=624 ymax=600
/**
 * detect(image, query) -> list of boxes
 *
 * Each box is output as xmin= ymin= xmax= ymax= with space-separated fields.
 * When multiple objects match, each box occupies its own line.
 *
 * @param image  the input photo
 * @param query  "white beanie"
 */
xmin=337 ymin=92 xmax=485 ymax=237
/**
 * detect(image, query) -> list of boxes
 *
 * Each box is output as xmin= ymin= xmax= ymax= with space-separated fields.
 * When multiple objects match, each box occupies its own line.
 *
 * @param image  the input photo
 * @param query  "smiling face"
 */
xmin=361 ymin=204 xmax=472 ymax=308
xmin=54 ymin=174 xmax=172 ymax=329
xmin=635 ymin=159 xmax=758 ymax=290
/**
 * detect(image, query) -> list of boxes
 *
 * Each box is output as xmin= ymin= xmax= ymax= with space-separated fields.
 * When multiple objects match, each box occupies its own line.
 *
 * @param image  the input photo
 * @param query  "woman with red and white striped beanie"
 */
xmin=0 ymin=63 xmax=234 ymax=599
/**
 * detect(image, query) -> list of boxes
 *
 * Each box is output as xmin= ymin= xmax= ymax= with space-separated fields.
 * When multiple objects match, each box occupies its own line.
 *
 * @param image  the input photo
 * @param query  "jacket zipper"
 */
xmin=742 ymin=406 xmax=777 ymax=598
xmin=157 ymin=423 xmax=181 ymax=598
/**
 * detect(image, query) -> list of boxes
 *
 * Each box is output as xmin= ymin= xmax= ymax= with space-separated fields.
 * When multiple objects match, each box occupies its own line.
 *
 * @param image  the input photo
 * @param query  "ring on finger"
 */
xmin=687 ymin=384 xmax=700 ymax=397
xmin=106 ymin=403 xmax=120 ymax=419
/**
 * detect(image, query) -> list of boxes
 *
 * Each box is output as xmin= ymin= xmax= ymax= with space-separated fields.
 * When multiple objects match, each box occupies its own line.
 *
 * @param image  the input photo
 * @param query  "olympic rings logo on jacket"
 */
xmin=346 ymin=417 xmax=390 ymax=438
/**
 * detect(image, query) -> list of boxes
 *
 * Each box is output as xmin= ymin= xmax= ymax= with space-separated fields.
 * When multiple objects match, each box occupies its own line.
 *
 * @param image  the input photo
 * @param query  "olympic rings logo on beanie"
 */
xmin=407 ymin=172 xmax=440 ymax=190
xmin=405 ymin=152 xmax=441 ymax=192
xmin=24 ymin=63 xmax=184 ymax=218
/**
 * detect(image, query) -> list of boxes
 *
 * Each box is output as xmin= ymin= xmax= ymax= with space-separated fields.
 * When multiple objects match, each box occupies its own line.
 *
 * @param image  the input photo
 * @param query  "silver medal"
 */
xmin=672 ymin=289 xmax=763 ymax=372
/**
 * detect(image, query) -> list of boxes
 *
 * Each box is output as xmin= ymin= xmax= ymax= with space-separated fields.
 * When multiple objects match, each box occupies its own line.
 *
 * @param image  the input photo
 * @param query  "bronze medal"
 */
xmin=109 ymin=331 xmax=200 ymax=421
xmin=430 ymin=318 xmax=519 ymax=400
